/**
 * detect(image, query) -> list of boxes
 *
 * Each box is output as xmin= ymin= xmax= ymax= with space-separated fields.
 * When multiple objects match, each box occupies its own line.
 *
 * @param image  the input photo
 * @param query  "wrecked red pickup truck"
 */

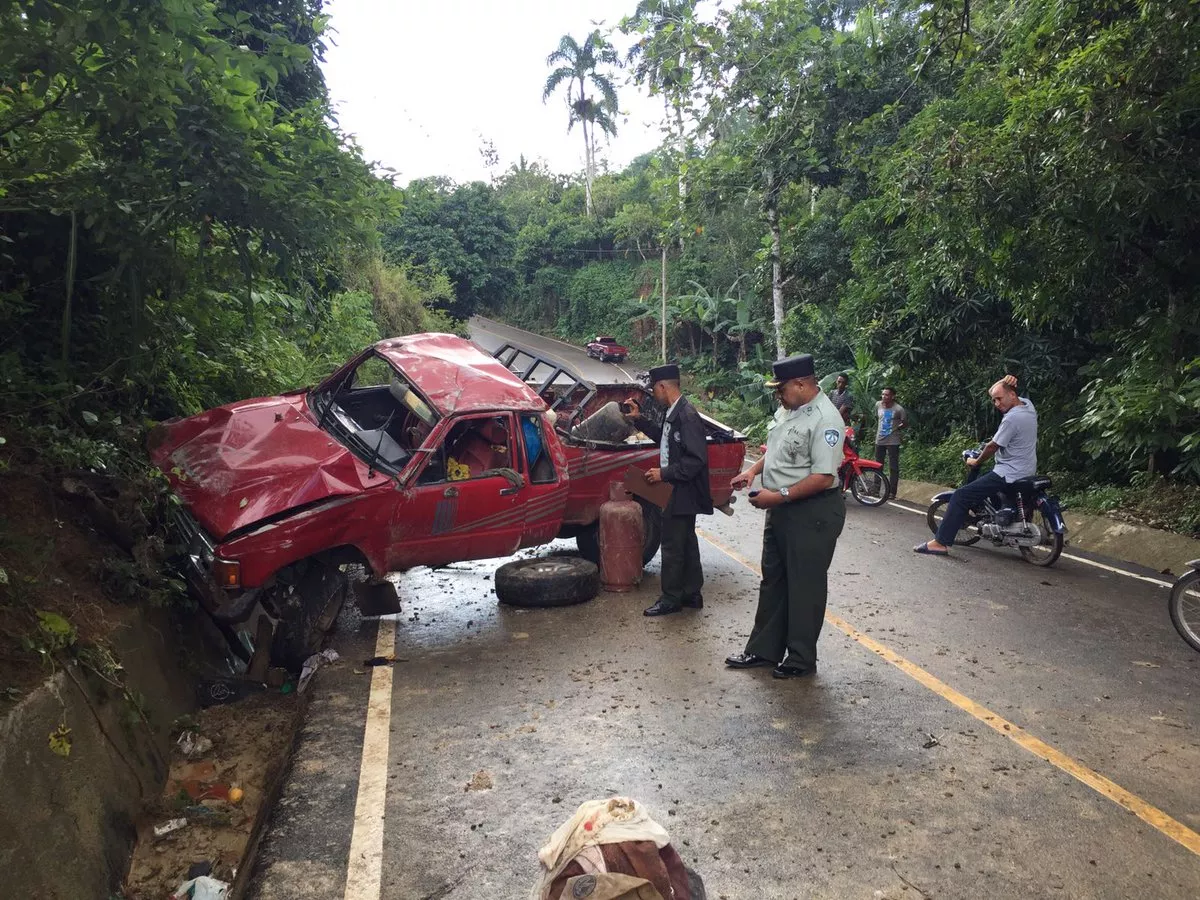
xmin=149 ymin=334 xmax=745 ymax=668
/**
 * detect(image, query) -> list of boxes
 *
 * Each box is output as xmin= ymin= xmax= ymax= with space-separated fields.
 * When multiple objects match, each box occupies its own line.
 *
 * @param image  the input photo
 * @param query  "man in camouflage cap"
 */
xmin=724 ymin=354 xmax=846 ymax=678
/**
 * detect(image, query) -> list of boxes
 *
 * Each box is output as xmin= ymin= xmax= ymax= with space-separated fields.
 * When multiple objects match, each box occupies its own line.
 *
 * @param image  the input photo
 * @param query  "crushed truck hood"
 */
xmin=148 ymin=392 xmax=369 ymax=540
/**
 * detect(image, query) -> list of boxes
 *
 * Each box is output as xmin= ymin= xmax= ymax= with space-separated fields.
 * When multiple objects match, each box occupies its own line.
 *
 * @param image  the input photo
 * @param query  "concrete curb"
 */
xmin=893 ymin=478 xmax=1199 ymax=579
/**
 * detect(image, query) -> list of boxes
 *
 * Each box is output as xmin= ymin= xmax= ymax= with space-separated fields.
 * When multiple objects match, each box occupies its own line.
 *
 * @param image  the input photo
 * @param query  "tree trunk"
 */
xmin=583 ymin=117 xmax=593 ymax=217
xmin=661 ymin=246 xmax=668 ymax=363
xmin=673 ymin=100 xmax=687 ymax=251
xmin=765 ymin=193 xmax=786 ymax=360
xmin=60 ymin=209 xmax=78 ymax=365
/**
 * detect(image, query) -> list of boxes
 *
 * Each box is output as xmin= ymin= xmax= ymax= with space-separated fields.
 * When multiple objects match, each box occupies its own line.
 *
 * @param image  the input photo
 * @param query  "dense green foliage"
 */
xmin=0 ymin=0 xmax=449 ymax=474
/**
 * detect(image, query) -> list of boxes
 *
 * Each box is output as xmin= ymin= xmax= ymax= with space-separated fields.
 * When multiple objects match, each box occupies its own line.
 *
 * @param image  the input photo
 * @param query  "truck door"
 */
xmin=514 ymin=412 xmax=569 ymax=548
xmin=390 ymin=413 xmax=526 ymax=570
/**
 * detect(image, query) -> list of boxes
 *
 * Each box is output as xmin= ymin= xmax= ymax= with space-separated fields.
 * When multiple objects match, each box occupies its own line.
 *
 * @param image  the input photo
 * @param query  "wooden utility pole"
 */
xmin=661 ymin=245 xmax=668 ymax=363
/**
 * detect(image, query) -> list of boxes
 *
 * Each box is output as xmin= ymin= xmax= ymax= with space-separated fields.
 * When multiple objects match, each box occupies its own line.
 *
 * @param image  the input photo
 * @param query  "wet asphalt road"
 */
xmin=250 ymin=494 xmax=1200 ymax=899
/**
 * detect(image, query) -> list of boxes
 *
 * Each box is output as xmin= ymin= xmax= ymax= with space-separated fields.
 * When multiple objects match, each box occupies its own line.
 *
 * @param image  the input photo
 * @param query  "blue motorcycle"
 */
xmin=925 ymin=444 xmax=1067 ymax=567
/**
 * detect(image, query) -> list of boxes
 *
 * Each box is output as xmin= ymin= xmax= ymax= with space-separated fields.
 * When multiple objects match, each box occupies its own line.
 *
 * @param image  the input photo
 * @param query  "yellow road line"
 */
xmin=344 ymin=617 xmax=397 ymax=900
xmin=698 ymin=528 xmax=1200 ymax=858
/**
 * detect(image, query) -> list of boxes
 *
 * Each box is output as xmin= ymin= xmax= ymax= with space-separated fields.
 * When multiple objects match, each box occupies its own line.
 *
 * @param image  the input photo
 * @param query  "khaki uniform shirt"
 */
xmin=762 ymin=391 xmax=845 ymax=491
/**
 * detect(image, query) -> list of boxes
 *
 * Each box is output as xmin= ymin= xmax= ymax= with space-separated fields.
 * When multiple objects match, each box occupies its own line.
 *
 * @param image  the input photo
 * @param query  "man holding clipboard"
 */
xmin=623 ymin=364 xmax=713 ymax=616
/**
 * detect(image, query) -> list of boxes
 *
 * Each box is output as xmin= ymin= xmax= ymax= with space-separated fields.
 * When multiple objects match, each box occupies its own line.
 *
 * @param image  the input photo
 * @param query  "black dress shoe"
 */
xmin=724 ymin=652 xmax=775 ymax=669
xmin=682 ymin=593 xmax=704 ymax=609
xmin=644 ymin=599 xmax=682 ymax=617
xmin=772 ymin=662 xmax=816 ymax=679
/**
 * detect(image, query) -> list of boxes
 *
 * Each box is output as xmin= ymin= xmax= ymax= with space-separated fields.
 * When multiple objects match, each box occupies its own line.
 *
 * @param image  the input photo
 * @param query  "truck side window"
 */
xmin=522 ymin=415 xmax=556 ymax=484
xmin=418 ymin=416 xmax=515 ymax=485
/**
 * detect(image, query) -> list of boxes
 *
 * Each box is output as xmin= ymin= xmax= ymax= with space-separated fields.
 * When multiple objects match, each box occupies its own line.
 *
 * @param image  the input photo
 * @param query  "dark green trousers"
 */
xmin=745 ymin=490 xmax=846 ymax=667
xmin=659 ymin=513 xmax=702 ymax=606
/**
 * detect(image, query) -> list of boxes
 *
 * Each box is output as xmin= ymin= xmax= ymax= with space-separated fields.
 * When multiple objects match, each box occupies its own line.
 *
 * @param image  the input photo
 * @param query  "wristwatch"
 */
xmin=779 ymin=486 xmax=791 ymax=501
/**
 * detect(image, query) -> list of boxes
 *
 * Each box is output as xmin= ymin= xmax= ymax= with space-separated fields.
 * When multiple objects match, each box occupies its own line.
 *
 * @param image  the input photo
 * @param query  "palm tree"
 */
xmin=543 ymin=30 xmax=619 ymax=217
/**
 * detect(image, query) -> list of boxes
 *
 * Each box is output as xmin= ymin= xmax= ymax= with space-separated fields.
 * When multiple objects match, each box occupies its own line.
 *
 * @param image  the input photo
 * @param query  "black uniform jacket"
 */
xmin=638 ymin=396 xmax=713 ymax=516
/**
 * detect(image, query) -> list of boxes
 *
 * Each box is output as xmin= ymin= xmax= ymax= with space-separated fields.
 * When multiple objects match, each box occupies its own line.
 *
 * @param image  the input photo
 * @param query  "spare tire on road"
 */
xmin=495 ymin=556 xmax=600 ymax=608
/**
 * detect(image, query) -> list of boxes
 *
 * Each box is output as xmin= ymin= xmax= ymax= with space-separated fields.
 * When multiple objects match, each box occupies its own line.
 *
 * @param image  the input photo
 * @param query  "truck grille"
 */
xmin=169 ymin=505 xmax=215 ymax=576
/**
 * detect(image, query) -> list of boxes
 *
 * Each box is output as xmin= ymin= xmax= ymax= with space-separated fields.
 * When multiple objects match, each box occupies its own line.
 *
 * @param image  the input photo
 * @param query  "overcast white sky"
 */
xmin=320 ymin=0 xmax=670 ymax=186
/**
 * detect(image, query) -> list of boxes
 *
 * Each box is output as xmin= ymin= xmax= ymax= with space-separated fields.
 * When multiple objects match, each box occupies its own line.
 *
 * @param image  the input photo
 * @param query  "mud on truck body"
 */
xmin=149 ymin=334 xmax=745 ymax=670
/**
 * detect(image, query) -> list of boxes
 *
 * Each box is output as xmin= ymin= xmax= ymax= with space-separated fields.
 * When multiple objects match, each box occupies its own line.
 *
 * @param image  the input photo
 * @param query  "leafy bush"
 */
xmin=899 ymin=430 xmax=979 ymax=487
xmin=555 ymin=262 xmax=641 ymax=342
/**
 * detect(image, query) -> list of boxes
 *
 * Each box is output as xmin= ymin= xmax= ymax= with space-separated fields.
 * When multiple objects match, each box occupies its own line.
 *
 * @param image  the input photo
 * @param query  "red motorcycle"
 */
xmin=839 ymin=427 xmax=891 ymax=507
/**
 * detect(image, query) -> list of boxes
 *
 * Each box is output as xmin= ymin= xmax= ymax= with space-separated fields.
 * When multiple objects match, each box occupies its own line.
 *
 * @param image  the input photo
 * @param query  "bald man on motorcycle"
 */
xmin=914 ymin=375 xmax=1034 ymax=556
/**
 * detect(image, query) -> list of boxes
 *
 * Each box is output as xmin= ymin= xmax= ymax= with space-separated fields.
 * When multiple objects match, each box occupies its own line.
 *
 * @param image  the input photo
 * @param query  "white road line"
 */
xmin=343 ymin=616 xmax=397 ymax=900
xmin=887 ymin=500 xmax=1174 ymax=587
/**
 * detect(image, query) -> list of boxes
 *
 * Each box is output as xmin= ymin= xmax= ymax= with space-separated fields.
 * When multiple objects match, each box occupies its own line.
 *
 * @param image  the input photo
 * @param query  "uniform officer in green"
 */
xmin=725 ymin=354 xmax=846 ymax=678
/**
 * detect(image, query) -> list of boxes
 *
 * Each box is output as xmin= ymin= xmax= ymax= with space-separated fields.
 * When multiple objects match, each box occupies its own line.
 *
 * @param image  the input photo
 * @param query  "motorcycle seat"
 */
xmin=1008 ymin=475 xmax=1052 ymax=493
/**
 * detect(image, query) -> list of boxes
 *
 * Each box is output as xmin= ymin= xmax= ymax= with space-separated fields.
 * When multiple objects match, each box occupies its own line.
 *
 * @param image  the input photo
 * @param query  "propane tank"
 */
xmin=570 ymin=401 xmax=637 ymax=444
xmin=599 ymin=481 xmax=644 ymax=592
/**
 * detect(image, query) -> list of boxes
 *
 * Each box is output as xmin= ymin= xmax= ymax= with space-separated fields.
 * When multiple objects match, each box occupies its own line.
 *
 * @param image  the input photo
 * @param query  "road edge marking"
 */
xmin=887 ymin=500 xmax=1174 ymax=587
xmin=343 ymin=617 xmax=397 ymax=899
xmin=697 ymin=529 xmax=1200 ymax=858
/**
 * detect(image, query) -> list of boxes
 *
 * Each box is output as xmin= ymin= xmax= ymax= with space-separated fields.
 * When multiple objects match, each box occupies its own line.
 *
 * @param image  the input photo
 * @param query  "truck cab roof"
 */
xmin=371 ymin=333 xmax=546 ymax=416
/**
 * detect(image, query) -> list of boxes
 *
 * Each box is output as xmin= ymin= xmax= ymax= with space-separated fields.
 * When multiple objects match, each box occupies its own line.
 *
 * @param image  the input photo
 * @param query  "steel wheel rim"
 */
xmin=1020 ymin=509 xmax=1057 ymax=563
xmin=854 ymin=471 xmax=885 ymax=500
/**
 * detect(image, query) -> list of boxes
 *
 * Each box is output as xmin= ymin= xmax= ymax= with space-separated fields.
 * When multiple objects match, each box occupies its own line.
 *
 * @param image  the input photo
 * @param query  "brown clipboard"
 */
xmin=622 ymin=465 xmax=673 ymax=510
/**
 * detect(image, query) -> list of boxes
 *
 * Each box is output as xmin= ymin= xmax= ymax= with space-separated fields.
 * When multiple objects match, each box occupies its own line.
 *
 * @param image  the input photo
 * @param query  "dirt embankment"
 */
xmin=0 ymin=472 xmax=300 ymax=898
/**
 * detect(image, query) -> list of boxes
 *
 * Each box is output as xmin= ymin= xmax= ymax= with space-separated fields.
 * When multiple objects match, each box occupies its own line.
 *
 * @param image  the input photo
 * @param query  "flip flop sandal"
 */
xmin=913 ymin=542 xmax=949 ymax=556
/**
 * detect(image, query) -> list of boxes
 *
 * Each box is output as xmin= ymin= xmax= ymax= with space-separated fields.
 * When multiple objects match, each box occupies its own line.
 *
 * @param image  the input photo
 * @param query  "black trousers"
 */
xmin=659 ymin=513 xmax=702 ymax=605
xmin=875 ymin=444 xmax=900 ymax=493
xmin=745 ymin=490 xmax=846 ymax=667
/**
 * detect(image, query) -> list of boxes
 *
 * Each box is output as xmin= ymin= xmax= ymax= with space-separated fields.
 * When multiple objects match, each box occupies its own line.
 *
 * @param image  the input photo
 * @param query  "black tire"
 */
xmin=1017 ymin=506 xmax=1064 ymax=567
xmin=849 ymin=470 xmax=891 ymax=507
xmin=1169 ymin=571 xmax=1200 ymax=653
xmin=926 ymin=498 xmax=981 ymax=546
xmin=495 ymin=556 xmax=599 ymax=608
xmin=268 ymin=563 xmax=349 ymax=670
xmin=576 ymin=498 xmax=663 ymax=566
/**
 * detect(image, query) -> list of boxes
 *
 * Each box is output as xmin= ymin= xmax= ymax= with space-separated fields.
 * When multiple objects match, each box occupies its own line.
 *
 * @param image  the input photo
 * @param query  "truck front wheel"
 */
xmin=265 ymin=561 xmax=349 ymax=670
xmin=576 ymin=499 xmax=662 ymax=566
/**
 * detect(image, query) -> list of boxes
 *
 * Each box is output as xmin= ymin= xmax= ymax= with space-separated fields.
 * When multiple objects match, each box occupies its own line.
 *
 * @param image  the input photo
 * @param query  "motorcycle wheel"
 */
xmin=925 ymin=498 xmax=980 ymax=546
xmin=1017 ymin=506 xmax=1064 ymax=567
xmin=849 ymin=470 xmax=890 ymax=507
xmin=1169 ymin=570 xmax=1200 ymax=653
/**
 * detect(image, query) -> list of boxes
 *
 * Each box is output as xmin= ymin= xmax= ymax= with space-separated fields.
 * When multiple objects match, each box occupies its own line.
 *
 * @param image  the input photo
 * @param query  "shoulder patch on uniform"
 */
xmin=824 ymin=428 xmax=840 ymax=446
xmin=572 ymin=874 xmax=597 ymax=897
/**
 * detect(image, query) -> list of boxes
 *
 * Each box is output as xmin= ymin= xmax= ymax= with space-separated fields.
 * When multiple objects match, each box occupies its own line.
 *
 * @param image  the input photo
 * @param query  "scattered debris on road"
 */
xmin=465 ymin=769 xmax=493 ymax=792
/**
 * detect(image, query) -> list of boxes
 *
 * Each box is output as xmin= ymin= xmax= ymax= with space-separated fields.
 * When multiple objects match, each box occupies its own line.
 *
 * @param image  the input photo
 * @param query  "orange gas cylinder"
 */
xmin=599 ymin=481 xmax=644 ymax=592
